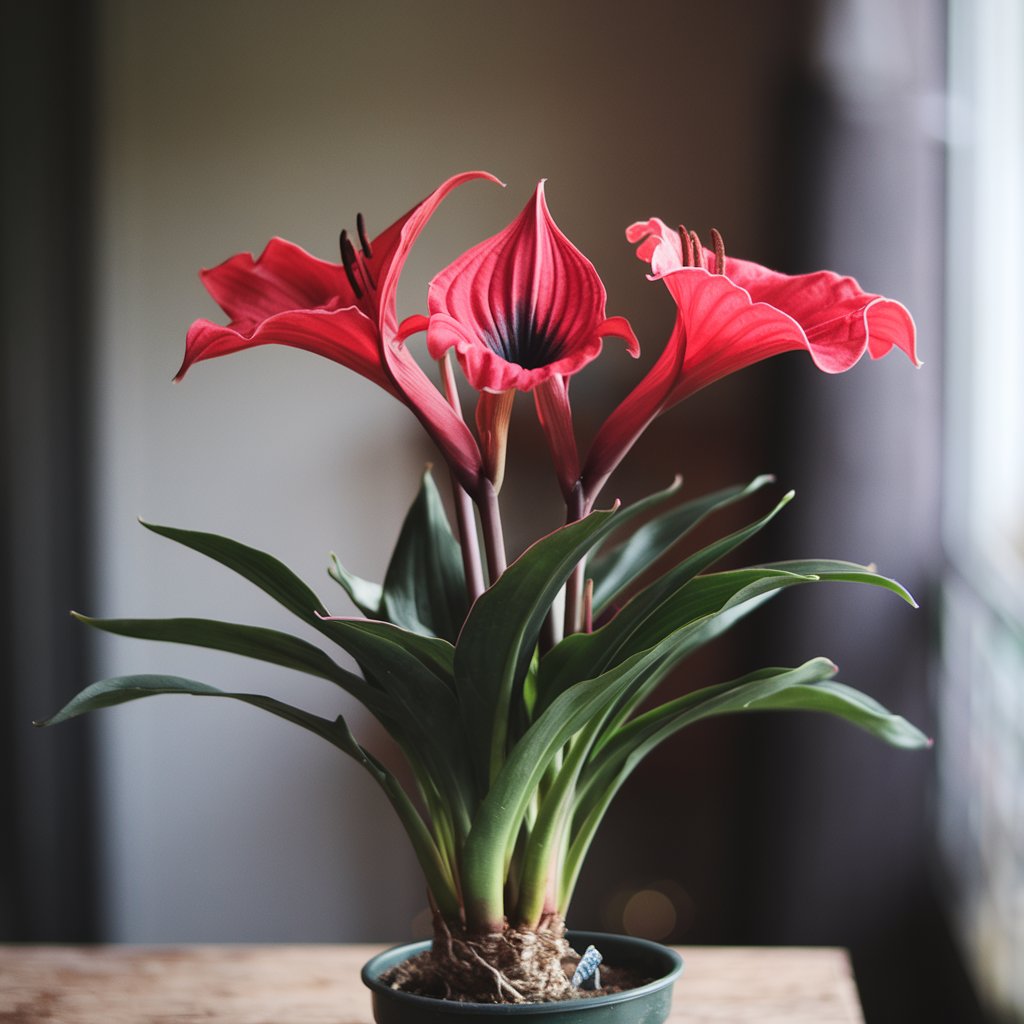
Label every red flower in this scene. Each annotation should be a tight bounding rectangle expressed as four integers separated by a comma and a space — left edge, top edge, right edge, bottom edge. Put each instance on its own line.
581, 218, 920, 505
426, 182, 638, 496
178, 172, 500, 496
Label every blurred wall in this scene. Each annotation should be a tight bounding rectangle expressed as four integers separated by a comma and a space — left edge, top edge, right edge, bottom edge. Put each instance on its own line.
89, 0, 819, 942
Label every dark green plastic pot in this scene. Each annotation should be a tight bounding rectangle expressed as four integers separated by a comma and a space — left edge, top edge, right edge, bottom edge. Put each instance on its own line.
362, 931, 684, 1024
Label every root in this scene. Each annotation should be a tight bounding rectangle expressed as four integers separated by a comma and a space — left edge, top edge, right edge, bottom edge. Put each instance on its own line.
464, 943, 528, 1002
380, 916, 578, 1004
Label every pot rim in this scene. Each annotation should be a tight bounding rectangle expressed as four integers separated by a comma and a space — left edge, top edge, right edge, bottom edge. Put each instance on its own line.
361, 929, 684, 1013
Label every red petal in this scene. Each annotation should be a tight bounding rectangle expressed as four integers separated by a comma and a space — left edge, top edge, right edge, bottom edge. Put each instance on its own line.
427, 182, 636, 392
723, 257, 920, 370
178, 307, 397, 393
534, 375, 581, 499
385, 331, 487, 496
200, 238, 353, 330
626, 218, 689, 278
582, 270, 813, 503
378, 171, 504, 339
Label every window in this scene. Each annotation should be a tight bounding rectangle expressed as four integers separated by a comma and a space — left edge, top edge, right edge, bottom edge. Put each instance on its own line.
940, 1, 1024, 1016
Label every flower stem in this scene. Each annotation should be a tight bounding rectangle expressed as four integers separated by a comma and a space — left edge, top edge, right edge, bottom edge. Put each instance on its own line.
562, 484, 586, 636
439, 353, 485, 602
453, 476, 485, 602
479, 480, 507, 584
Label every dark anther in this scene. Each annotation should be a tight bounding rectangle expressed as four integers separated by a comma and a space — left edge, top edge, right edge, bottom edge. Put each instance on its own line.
356, 213, 373, 259
710, 228, 726, 275
688, 230, 706, 270
679, 225, 694, 267
339, 230, 364, 299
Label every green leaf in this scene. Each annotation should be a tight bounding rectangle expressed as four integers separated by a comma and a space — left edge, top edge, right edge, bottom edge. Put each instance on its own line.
560, 659, 930, 907
760, 559, 918, 606
537, 496, 797, 708
380, 469, 468, 642
327, 554, 383, 617
589, 475, 774, 612
458, 643, 662, 930
603, 490, 794, 649
615, 568, 813, 661
141, 521, 330, 629
547, 559, 919, 745
36, 674, 462, 916
317, 617, 474, 820
38, 673, 360, 745
72, 613, 374, 698
454, 506, 622, 787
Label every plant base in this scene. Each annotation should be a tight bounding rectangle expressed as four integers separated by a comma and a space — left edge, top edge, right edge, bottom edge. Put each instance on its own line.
363, 930, 684, 1023
386, 921, 578, 1003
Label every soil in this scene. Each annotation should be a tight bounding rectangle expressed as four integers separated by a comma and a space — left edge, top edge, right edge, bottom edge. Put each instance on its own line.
379, 920, 651, 1005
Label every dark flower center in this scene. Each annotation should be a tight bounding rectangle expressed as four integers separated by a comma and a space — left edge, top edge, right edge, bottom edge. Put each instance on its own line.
485, 304, 565, 370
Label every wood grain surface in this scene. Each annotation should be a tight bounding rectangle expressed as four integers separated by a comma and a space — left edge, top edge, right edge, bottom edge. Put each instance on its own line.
0, 944, 864, 1023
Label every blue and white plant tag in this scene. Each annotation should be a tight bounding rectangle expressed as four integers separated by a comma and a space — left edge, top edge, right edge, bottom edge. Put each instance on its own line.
571, 945, 603, 990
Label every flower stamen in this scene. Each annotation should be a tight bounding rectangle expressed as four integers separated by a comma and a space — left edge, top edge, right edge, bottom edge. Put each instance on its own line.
679, 225, 694, 267
688, 230, 706, 270
356, 212, 373, 259
339, 230, 364, 299
340, 227, 378, 297
710, 228, 726, 275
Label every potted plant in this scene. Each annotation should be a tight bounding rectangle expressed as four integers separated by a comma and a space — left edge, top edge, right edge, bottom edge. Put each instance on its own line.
41, 171, 928, 1014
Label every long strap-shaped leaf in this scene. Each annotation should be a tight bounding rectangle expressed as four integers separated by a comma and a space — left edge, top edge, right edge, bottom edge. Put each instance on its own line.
589, 475, 774, 612
537, 494, 796, 704
72, 613, 379, 701
759, 560, 917, 604
457, 644, 660, 932
454, 506, 621, 789
537, 567, 812, 717
36, 674, 461, 916
596, 561, 914, 738
559, 659, 930, 910
141, 521, 333, 632
380, 469, 468, 642
317, 618, 474, 823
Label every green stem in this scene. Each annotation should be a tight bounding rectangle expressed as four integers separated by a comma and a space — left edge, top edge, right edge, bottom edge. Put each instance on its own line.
515, 719, 603, 927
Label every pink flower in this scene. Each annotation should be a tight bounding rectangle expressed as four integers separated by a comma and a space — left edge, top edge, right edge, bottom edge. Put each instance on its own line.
426, 182, 638, 496
581, 218, 920, 505
178, 172, 501, 496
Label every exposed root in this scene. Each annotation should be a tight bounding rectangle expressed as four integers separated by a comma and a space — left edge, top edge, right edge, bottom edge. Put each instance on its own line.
465, 943, 528, 1002
380, 916, 579, 1004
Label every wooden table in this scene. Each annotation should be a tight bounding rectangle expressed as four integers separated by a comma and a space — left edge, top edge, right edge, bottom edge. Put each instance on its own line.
0, 944, 864, 1023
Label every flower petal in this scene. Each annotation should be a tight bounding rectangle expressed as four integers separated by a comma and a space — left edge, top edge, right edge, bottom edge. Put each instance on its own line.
378, 170, 504, 340
723, 257, 920, 370
178, 307, 397, 393
534, 375, 581, 499
625, 217, 689, 278
627, 219, 920, 370
427, 182, 637, 392
582, 269, 816, 504
387, 323, 487, 495
198, 237, 353, 331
